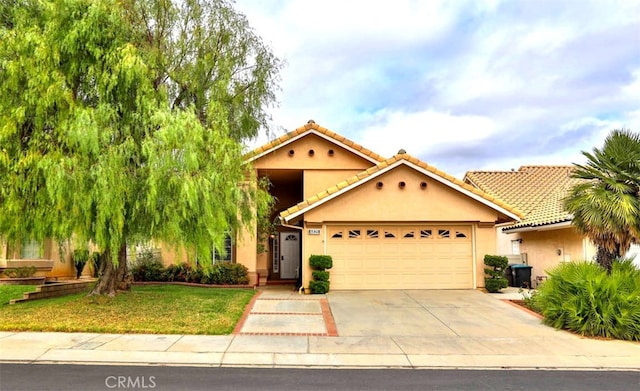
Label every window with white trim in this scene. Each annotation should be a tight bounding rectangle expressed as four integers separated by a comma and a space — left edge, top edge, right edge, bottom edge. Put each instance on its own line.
21, 239, 42, 259
214, 233, 234, 263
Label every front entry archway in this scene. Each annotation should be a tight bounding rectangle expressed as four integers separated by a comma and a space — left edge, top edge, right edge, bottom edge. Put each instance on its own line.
280, 232, 301, 279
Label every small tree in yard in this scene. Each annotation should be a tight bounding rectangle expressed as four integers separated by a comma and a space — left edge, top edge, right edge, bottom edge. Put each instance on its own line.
0, 0, 280, 295
309, 255, 333, 294
564, 129, 640, 272
484, 255, 508, 293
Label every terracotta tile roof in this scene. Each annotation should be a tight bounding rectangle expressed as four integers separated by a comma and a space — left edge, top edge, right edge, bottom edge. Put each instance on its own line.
464, 166, 582, 230
245, 120, 385, 163
280, 154, 523, 222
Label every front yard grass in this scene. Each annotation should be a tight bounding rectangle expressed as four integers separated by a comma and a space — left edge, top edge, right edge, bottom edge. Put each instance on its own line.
0, 285, 38, 305
0, 284, 255, 335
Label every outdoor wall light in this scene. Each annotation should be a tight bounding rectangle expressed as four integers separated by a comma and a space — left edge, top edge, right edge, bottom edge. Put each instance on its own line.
557, 248, 562, 256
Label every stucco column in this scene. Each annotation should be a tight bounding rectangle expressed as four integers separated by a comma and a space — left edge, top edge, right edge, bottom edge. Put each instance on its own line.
235, 179, 261, 286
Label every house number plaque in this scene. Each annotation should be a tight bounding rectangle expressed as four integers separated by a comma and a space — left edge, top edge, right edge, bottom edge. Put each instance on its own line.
308, 229, 321, 235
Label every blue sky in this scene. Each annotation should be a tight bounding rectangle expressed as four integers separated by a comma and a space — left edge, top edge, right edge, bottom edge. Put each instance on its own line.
235, 0, 640, 178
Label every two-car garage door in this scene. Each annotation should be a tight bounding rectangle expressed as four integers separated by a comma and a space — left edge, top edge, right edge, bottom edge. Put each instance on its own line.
326, 225, 473, 290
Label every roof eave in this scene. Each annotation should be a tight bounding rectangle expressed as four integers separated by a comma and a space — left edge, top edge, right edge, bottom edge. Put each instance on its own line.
281, 159, 522, 224
502, 220, 573, 233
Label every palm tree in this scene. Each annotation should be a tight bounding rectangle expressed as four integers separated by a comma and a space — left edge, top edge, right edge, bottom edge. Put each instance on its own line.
564, 129, 640, 272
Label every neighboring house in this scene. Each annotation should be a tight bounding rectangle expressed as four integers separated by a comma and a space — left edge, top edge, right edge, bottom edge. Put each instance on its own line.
232, 121, 522, 290
463, 166, 597, 284
0, 239, 85, 279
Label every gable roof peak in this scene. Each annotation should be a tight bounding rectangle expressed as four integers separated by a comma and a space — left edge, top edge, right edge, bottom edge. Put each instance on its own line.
280, 152, 523, 223
245, 121, 386, 163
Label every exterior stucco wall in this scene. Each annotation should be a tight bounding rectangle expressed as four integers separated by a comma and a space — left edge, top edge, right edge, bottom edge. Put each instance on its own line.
304, 166, 501, 223
516, 227, 594, 281
475, 224, 498, 288
252, 134, 376, 171
301, 222, 326, 291
236, 219, 259, 286
303, 170, 362, 199
294, 165, 507, 290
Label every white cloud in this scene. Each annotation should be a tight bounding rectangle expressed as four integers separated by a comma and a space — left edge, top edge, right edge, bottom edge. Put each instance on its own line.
235, 0, 640, 175
359, 109, 498, 158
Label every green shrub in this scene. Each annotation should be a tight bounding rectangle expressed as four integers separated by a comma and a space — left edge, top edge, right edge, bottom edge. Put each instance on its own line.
484, 254, 508, 293
164, 262, 191, 282
72, 249, 90, 279
485, 278, 507, 293
131, 254, 165, 282
535, 259, 640, 341
309, 280, 330, 294
208, 262, 249, 285
309, 255, 333, 270
484, 255, 508, 270
4, 266, 37, 278
312, 270, 330, 282
187, 267, 204, 283
309, 255, 333, 294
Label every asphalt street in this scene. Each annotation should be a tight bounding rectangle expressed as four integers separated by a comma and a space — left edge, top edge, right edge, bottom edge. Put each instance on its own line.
1, 364, 638, 391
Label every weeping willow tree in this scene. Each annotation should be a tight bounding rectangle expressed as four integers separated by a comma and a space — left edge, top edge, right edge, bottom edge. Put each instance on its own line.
0, 0, 281, 295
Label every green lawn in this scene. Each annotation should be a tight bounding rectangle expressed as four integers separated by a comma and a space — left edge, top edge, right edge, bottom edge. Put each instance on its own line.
0, 284, 38, 305
0, 284, 255, 335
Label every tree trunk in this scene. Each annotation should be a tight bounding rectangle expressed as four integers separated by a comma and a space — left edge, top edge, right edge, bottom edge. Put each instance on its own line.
89, 244, 132, 296
595, 246, 616, 273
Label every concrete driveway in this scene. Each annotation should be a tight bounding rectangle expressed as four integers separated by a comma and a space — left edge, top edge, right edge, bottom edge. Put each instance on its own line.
328, 289, 551, 338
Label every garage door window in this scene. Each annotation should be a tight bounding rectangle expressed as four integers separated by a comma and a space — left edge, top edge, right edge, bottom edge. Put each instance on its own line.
420, 229, 432, 238
438, 229, 450, 238
348, 230, 361, 238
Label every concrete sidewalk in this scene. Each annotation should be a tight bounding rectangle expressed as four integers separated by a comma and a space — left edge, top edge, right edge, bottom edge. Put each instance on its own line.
1, 287, 639, 370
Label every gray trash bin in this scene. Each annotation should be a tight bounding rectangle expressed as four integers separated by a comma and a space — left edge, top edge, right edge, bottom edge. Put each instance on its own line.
511, 264, 532, 288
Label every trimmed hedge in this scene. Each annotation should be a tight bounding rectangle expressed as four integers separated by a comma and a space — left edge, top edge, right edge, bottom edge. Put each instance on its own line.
309, 255, 333, 270
484, 254, 508, 293
312, 270, 330, 282
309, 280, 330, 294
309, 254, 333, 294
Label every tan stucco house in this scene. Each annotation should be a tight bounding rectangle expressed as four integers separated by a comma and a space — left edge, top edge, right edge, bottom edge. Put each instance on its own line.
4, 121, 526, 288
233, 121, 522, 290
463, 166, 598, 285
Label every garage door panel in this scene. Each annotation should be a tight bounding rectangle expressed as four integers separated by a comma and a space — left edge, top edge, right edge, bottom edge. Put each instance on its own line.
327, 224, 473, 290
